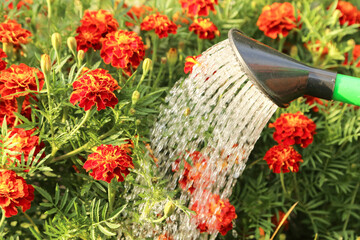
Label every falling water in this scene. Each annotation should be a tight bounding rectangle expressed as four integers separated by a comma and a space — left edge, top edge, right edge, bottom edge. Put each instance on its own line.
148, 39, 277, 239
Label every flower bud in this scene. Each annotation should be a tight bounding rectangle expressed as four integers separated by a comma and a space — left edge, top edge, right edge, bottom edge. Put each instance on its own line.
40, 54, 51, 75
184, 107, 191, 116
129, 108, 136, 115
135, 119, 141, 125
161, 57, 167, 65
166, 48, 178, 66
347, 39, 355, 47
77, 50, 85, 62
164, 201, 176, 218
51, 33, 62, 53
132, 90, 140, 105
142, 58, 152, 73
67, 37, 77, 56
290, 46, 298, 58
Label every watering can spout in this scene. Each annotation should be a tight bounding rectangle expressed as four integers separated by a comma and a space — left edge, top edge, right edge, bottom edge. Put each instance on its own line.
228, 29, 360, 108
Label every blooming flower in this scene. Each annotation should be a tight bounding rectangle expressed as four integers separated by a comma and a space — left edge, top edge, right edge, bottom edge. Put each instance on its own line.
256, 2, 300, 39
125, 5, 153, 27
83, 144, 134, 183
189, 18, 220, 40
263, 144, 303, 173
0, 170, 34, 217
304, 95, 325, 112
70, 68, 120, 111
184, 55, 201, 74
335, 1, 360, 26
75, 10, 119, 52
0, 97, 31, 127
0, 63, 44, 100
140, 13, 178, 38
0, 19, 32, 46
0, 48, 7, 71
344, 45, 360, 67
179, 0, 218, 17
5, 0, 33, 10
271, 211, 289, 230
190, 192, 237, 235
100, 30, 145, 76
269, 111, 316, 148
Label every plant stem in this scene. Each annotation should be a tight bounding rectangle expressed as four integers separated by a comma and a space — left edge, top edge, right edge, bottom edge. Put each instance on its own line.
152, 63, 164, 90
0, 208, 6, 232
108, 181, 114, 214
280, 172, 288, 195
197, 38, 203, 55
22, 210, 40, 234
44, 71, 56, 154
136, 70, 149, 91
149, 34, 158, 85
343, 182, 359, 231
69, 109, 92, 137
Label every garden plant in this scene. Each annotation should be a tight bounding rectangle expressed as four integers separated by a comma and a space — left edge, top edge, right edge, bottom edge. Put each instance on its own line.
0, 0, 360, 239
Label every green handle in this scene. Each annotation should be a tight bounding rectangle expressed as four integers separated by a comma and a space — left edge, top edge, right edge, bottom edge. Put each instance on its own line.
333, 74, 360, 106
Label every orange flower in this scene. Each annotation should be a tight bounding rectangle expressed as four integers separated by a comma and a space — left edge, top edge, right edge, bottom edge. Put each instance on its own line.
140, 13, 178, 38
83, 144, 134, 183
0, 48, 7, 71
157, 233, 173, 240
5, 0, 33, 10
0, 97, 31, 127
0, 19, 32, 46
269, 112, 316, 148
75, 10, 119, 52
0, 63, 44, 100
172, 11, 190, 25
271, 211, 289, 230
189, 18, 220, 39
184, 55, 201, 74
335, 1, 360, 26
256, 2, 300, 39
264, 144, 303, 173
0, 170, 34, 217
304, 95, 325, 112
70, 68, 120, 111
344, 45, 360, 67
125, 5, 153, 27
179, 0, 218, 17
100, 30, 145, 76
191, 192, 237, 235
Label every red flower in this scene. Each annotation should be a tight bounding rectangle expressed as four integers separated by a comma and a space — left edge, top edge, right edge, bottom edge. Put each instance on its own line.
140, 13, 178, 38
184, 55, 201, 74
125, 5, 153, 27
269, 112, 316, 148
5, 0, 33, 10
256, 2, 300, 39
304, 95, 325, 112
100, 30, 145, 76
179, 0, 218, 17
190, 192, 237, 235
271, 211, 289, 230
83, 144, 134, 183
75, 10, 119, 52
263, 144, 303, 173
0, 48, 7, 71
344, 45, 360, 67
0, 19, 32, 46
335, 1, 360, 26
0, 170, 34, 217
189, 18, 220, 40
70, 68, 120, 111
0, 63, 44, 100
0, 97, 31, 127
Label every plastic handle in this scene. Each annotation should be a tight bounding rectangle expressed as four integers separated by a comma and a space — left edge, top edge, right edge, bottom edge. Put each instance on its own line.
333, 74, 360, 106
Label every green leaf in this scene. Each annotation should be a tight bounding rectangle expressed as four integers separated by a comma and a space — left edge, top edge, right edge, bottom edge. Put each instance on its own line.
55, 184, 60, 205
104, 221, 121, 229
98, 224, 116, 236
108, 204, 127, 220
34, 186, 53, 203
45, 208, 58, 215
29, 227, 43, 240
59, 189, 69, 210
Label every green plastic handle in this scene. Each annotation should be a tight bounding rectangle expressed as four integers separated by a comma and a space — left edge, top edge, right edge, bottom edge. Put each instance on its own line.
333, 74, 360, 106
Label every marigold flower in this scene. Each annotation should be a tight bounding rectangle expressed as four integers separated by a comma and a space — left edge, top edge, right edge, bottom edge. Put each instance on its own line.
83, 144, 134, 183
0, 19, 32, 46
269, 111, 316, 148
5, 0, 33, 10
335, 1, 360, 26
256, 2, 300, 39
157, 234, 173, 240
189, 18, 220, 40
190, 192, 237, 235
75, 10, 119, 52
0, 48, 7, 71
140, 13, 178, 38
0, 97, 31, 127
179, 0, 218, 17
184, 55, 201, 74
0, 63, 44, 100
172, 11, 190, 25
125, 5, 153, 27
264, 144, 303, 173
271, 211, 289, 230
344, 45, 360, 67
304, 95, 325, 112
0, 170, 34, 217
70, 68, 120, 111
100, 30, 145, 76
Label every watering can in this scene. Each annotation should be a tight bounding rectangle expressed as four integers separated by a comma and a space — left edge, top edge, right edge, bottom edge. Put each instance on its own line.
228, 29, 360, 108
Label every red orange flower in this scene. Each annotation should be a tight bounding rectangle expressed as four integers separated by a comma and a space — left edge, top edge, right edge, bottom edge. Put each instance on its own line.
263, 144, 303, 173
0, 19, 32, 46
5, 0, 33, 10
157, 233, 173, 240
304, 95, 325, 112
256, 2, 299, 39
8, 128, 43, 162
0, 48, 7, 71
179, 0, 218, 17
0, 97, 31, 127
0, 63, 44, 100
189, 18, 220, 39
0, 170, 34, 217
140, 13, 178, 38
70, 68, 120, 111
83, 144, 134, 183
335, 1, 360, 26
344, 45, 360, 67
75, 10, 119, 52
184, 55, 201, 74
125, 5, 153, 27
191, 192, 237, 235
271, 211, 289, 230
269, 112, 316, 148
100, 30, 145, 76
